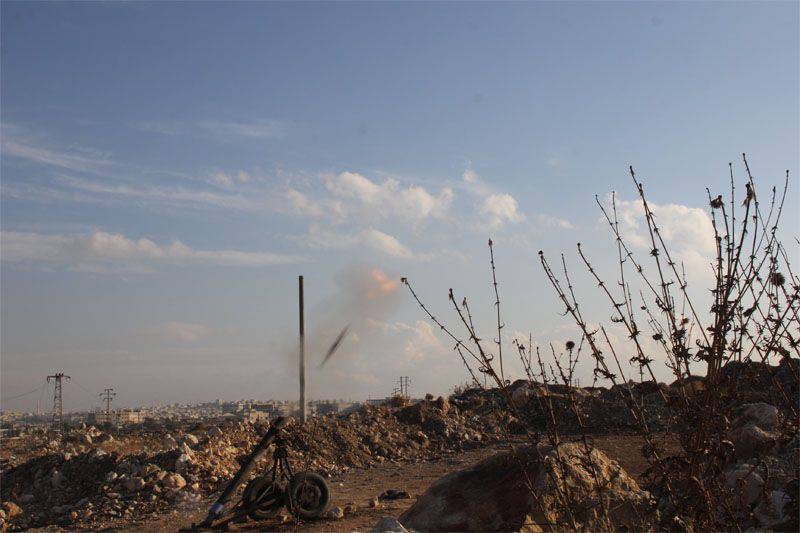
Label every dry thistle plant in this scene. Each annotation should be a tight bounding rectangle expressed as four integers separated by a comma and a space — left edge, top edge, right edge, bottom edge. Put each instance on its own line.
402, 154, 798, 531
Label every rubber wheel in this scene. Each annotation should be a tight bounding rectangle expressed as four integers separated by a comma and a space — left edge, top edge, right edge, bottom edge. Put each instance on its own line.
242, 476, 282, 520
289, 472, 330, 519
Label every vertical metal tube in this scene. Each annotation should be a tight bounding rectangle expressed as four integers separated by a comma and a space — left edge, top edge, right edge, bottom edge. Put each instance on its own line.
299, 275, 307, 422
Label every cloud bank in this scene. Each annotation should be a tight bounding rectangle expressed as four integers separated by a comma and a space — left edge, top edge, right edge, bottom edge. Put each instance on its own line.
1, 231, 305, 272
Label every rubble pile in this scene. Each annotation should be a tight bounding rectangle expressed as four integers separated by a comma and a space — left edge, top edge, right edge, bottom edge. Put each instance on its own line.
0, 444, 210, 530
716, 357, 799, 409
278, 397, 502, 475
2, 360, 795, 531
452, 379, 672, 434
396, 397, 798, 531
646, 401, 799, 531
399, 441, 655, 531
0, 396, 501, 530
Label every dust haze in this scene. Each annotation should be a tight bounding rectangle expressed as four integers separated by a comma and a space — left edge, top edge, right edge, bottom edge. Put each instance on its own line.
278, 265, 403, 398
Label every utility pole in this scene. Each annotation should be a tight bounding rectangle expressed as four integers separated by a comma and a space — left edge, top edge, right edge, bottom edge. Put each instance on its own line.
100, 388, 116, 422
46, 372, 71, 432
298, 275, 307, 423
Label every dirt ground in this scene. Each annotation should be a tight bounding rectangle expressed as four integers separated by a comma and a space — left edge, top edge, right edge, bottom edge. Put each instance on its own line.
126, 433, 677, 532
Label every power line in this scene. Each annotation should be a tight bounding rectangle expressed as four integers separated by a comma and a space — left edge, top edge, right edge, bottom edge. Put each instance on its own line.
1, 384, 45, 402
70, 378, 96, 398
69, 377, 100, 409
38, 380, 49, 415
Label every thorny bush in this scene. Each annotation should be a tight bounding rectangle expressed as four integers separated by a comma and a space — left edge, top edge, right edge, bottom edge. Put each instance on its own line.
403, 155, 798, 531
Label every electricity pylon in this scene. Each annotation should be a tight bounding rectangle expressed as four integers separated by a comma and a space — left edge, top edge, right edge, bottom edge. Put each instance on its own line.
46, 372, 71, 432
100, 388, 116, 420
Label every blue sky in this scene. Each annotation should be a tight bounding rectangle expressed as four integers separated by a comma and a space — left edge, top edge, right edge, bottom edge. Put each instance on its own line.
2, 2, 798, 412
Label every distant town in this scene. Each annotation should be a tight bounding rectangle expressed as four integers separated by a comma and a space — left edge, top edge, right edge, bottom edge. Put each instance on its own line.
0, 396, 414, 436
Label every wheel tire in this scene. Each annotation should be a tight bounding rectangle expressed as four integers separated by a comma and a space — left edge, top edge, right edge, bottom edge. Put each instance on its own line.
288, 472, 330, 520
242, 476, 282, 520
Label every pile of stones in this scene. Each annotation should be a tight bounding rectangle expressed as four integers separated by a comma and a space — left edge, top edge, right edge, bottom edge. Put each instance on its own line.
0, 396, 500, 530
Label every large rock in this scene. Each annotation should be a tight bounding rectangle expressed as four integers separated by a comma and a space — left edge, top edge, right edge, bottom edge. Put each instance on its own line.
373, 516, 409, 532
124, 476, 146, 493
162, 472, 186, 490
175, 453, 193, 472
723, 464, 764, 506
754, 489, 793, 528
400, 442, 653, 531
726, 403, 780, 460
733, 403, 780, 430
728, 425, 778, 460
50, 469, 65, 489
325, 506, 344, 520
1, 502, 23, 520
396, 399, 453, 438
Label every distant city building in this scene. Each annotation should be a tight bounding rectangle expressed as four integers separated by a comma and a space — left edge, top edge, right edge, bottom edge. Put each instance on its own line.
241, 409, 269, 423
90, 409, 145, 426
312, 400, 357, 416
366, 397, 392, 406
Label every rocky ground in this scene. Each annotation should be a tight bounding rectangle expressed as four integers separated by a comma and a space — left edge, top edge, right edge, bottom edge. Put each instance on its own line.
0, 383, 647, 531
1, 395, 505, 531
2, 360, 797, 531
135, 433, 673, 532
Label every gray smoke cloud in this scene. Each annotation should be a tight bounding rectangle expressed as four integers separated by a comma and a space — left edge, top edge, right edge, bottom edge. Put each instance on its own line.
307, 264, 402, 366
276, 265, 403, 401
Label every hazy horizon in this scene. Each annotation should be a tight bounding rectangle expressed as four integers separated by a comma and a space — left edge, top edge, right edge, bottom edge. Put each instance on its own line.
2, 1, 798, 413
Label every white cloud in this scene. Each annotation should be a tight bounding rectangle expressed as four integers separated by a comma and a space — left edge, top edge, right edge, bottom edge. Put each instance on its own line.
361, 229, 415, 259
211, 171, 234, 187
301, 226, 426, 260
57, 176, 260, 212
614, 197, 715, 252
1, 131, 265, 210
133, 119, 288, 140
286, 188, 324, 217
461, 166, 570, 232
460, 167, 527, 230
1, 230, 305, 271
133, 121, 187, 136
210, 170, 252, 187
403, 320, 446, 360
480, 193, 525, 229
331, 171, 383, 202
324, 171, 453, 222
196, 119, 287, 140
462, 168, 480, 183
2, 138, 113, 174
303, 224, 360, 249
146, 322, 210, 342
366, 319, 447, 361
4, 130, 449, 228
536, 213, 574, 229
613, 197, 715, 282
